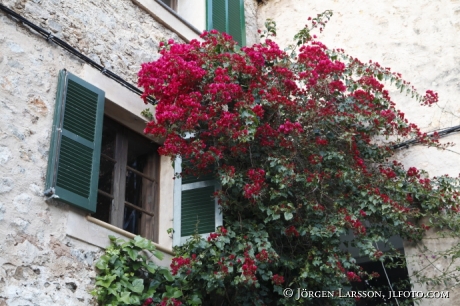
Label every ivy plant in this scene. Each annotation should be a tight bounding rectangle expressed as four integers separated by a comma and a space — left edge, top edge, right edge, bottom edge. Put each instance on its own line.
92, 236, 174, 305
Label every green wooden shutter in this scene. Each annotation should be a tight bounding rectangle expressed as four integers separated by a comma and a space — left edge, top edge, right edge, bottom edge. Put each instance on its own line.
208, 0, 227, 34
173, 157, 222, 246
45, 70, 105, 212
207, 0, 246, 47
181, 184, 217, 236
228, 0, 246, 47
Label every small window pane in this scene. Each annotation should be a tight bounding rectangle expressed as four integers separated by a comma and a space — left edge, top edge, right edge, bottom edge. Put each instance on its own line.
160, 0, 176, 10
123, 155, 148, 234
93, 194, 112, 223
98, 118, 116, 194
93, 120, 116, 223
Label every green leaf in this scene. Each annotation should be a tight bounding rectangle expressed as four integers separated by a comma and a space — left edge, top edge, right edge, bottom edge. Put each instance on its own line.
190, 294, 202, 305
130, 278, 144, 293
107, 286, 119, 297
154, 250, 164, 260
146, 262, 157, 274
129, 295, 141, 305
133, 236, 151, 249
284, 212, 293, 221
164, 285, 183, 299
161, 269, 174, 282
95, 274, 117, 288
118, 291, 131, 304
127, 248, 138, 261
95, 255, 109, 270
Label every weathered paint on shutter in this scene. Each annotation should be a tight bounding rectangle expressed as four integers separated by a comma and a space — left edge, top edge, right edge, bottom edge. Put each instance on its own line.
45, 70, 105, 212
228, 0, 246, 46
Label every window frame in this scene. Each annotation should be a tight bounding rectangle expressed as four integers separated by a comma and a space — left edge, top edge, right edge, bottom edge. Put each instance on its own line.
95, 116, 161, 242
159, 0, 178, 11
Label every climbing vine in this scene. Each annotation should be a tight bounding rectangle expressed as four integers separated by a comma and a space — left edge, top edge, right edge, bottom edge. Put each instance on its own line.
94, 11, 460, 305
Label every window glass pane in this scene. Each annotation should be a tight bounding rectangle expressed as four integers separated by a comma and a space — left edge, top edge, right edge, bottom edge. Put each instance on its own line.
160, 0, 173, 8
93, 194, 112, 223
93, 119, 116, 223
123, 127, 157, 235
92, 115, 158, 236
98, 122, 116, 194
100, 120, 116, 158
123, 155, 148, 234
161, 0, 177, 11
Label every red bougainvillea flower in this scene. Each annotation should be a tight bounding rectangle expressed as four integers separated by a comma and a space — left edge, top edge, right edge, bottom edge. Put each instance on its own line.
272, 274, 285, 285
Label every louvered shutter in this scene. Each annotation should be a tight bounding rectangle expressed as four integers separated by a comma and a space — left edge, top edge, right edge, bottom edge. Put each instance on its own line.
173, 156, 222, 246
206, 0, 246, 47
227, 0, 246, 47
45, 70, 105, 212
208, 0, 227, 34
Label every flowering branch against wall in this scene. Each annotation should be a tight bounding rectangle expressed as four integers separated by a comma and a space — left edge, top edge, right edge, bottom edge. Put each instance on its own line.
94, 11, 460, 306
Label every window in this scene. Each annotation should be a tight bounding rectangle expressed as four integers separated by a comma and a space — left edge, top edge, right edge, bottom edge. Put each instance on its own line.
94, 116, 160, 241
47, 70, 222, 246
46, 70, 160, 242
206, 0, 246, 46
159, 0, 177, 11
173, 156, 222, 246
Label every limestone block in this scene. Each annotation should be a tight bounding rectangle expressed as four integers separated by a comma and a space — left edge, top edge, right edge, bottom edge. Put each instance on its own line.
0, 147, 11, 165
13, 193, 32, 213
0, 178, 14, 194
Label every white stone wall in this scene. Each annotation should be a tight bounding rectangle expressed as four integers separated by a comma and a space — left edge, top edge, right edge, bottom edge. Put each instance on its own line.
257, 0, 460, 134
177, 0, 206, 31
245, 0, 260, 46
258, 0, 460, 304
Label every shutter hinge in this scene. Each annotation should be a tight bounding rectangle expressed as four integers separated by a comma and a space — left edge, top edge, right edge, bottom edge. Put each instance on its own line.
43, 187, 59, 199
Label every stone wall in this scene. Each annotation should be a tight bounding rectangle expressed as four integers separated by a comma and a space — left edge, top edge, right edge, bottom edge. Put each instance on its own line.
258, 0, 460, 304
244, 0, 260, 46
1, 0, 183, 84
0, 1, 181, 305
0, 10, 97, 304
257, 0, 460, 134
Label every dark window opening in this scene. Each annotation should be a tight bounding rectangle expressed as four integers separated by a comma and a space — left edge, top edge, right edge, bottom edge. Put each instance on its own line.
355, 256, 413, 306
93, 116, 160, 241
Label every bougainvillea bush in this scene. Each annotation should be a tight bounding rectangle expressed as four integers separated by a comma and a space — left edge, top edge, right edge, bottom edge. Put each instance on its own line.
95, 11, 460, 306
